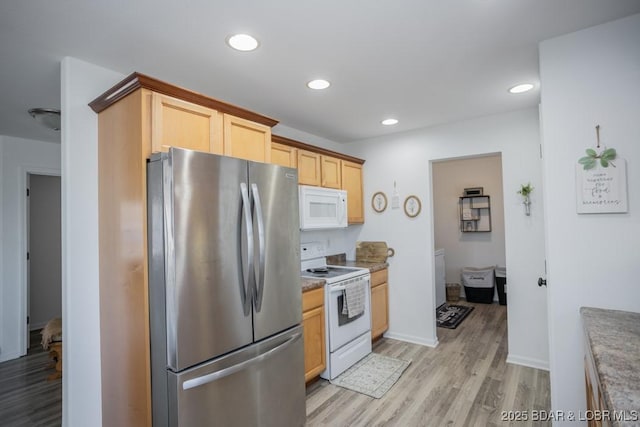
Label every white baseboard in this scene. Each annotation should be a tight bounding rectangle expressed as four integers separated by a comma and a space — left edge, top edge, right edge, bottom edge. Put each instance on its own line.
0, 350, 23, 363
507, 354, 549, 371
383, 331, 439, 348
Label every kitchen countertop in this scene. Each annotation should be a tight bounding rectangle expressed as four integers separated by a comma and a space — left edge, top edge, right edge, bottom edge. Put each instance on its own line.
581, 307, 640, 424
326, 253, 389, 273
301, 253, 390, 293
301, 277, 325, 292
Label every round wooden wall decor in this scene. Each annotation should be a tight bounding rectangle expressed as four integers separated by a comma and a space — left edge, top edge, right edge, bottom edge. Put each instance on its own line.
371, 191, 388, 213
404, 195, 422, 218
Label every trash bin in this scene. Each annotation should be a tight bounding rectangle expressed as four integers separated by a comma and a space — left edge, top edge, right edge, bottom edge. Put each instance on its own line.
461, 266, 495, 304
446, 283, 461, 303
495, 265, 507, 305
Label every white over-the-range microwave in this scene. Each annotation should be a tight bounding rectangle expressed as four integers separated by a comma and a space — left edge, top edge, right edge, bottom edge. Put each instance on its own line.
298, 185, 348, 230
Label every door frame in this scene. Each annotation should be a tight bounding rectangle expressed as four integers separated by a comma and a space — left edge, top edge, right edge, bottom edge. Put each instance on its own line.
19, 167, 61, 355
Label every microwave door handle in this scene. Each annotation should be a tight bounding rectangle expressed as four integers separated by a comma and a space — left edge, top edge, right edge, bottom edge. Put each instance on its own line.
340, 196, 347, 224
250, 183, 266, 312
240, 183, 254, 315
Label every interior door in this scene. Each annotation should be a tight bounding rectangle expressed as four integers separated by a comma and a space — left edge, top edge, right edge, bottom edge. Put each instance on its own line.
26, 173, 31, 350
167, 148, 253, 371
248, 162, 302, 341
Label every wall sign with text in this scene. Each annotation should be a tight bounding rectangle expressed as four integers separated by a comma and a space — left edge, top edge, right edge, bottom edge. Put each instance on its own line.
575, 159, 628, 214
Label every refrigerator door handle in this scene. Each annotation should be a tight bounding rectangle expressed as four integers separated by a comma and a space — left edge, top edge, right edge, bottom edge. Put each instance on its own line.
250, 183, 266, 312
181, 332, 302, 390
240, 183, 254, 314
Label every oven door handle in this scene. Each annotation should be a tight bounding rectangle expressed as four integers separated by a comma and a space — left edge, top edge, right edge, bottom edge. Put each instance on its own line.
329, 285, 347, 292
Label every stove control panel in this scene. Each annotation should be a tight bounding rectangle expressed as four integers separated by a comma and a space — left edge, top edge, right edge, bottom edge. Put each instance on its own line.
300, 242, 326, 261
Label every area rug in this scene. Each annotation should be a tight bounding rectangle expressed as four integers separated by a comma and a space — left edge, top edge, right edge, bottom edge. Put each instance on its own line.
436, 303, 474, 329
330, 353, 411, 399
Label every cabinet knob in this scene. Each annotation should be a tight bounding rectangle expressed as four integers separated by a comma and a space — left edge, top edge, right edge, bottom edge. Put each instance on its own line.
538, 277, 547, 287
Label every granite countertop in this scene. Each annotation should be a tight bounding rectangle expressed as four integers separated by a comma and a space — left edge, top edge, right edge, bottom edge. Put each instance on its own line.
581, 307, 640, 424
301, 277, 325, 292
326, 253, 389, 273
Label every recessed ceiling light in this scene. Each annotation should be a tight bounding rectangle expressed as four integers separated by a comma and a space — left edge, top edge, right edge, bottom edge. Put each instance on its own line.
307, 79, 330, 90
226, 34, 259, 51
381, 118, 398, 126
509, 83, 534, 94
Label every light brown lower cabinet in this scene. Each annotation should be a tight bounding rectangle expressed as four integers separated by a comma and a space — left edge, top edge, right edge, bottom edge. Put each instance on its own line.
302, 287, 326, 382
370, 268, 389, 340
584, 354, 610, 427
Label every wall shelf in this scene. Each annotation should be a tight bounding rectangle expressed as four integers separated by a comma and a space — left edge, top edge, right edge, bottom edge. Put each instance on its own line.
459, 195, 491, 232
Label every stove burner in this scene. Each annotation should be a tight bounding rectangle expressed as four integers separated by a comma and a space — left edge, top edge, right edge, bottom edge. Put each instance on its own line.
306, 267, 329, 274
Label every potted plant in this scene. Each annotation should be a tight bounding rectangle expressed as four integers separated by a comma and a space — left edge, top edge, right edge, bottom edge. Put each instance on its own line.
517, 183, 534, 216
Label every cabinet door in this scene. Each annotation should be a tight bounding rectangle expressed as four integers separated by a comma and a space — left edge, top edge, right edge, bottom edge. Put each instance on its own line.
321, 156, 342, 189
341, 160, 364, 223
223, 114, 272, 163
302, 287, 326, 382
271, 142, 298, 168
151, 92, 223, 154
371, 282, 389, 340
297, 149, 321, 186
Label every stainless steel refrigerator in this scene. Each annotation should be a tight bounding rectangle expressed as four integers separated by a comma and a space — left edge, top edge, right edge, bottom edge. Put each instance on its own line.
147, 147, 305, 427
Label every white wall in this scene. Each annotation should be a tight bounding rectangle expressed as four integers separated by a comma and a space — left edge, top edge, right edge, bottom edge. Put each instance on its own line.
344, 108, 549, 367
539, 13, 640, 423
60, 57, 124, 427
432, 155, 506, 300
0, 135, 60, 361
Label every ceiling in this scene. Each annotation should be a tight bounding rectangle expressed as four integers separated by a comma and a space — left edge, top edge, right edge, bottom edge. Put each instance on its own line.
2, 1, 639, 144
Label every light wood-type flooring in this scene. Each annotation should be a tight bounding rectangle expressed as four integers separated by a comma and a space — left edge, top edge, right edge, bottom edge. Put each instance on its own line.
0, 330, 62, 426
306, 302, 551, 426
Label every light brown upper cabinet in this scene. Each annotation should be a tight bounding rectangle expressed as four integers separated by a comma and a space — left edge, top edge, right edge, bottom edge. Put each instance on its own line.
270, 142, 298, 168
89, 72, 278, 427
272, 134, 365, 224
151, 92, 223, 154
223, 114, 272, 163
341, 161, 364, 224
320, 156, 342, 189
297, 149, 321, 186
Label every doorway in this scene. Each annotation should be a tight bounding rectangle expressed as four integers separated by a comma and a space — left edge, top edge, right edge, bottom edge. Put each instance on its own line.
26, 173, 62, 351
431, 154, 506, 334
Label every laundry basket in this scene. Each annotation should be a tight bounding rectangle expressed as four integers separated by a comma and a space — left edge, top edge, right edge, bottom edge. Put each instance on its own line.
461, 266, 495, 304
495, 266, 507, 305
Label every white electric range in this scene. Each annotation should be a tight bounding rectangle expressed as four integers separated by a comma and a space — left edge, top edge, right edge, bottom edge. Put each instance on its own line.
301, 242, 372, 380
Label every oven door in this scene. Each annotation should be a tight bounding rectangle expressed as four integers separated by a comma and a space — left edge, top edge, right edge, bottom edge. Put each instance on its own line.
326, 276, 371, 352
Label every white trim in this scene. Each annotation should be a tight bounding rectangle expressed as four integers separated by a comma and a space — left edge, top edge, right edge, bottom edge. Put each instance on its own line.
506, 353, 550, 371
383, 331, 439, 348
19, 166, 61, 355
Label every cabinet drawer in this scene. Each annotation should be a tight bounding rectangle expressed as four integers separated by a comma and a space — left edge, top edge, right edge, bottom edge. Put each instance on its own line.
370, 269, 388, 287
302, 286, 324, 312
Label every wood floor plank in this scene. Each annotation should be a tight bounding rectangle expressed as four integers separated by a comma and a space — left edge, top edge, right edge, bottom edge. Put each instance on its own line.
0, 331, 62, 427
306, 302, 551, 427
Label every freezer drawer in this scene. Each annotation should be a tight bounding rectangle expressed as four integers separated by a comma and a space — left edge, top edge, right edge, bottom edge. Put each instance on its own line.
166, 325, 305, 427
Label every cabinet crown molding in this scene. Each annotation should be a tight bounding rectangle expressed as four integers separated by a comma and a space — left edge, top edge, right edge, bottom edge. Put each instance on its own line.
272, 134, 365, 165
89, 72, 279, 128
